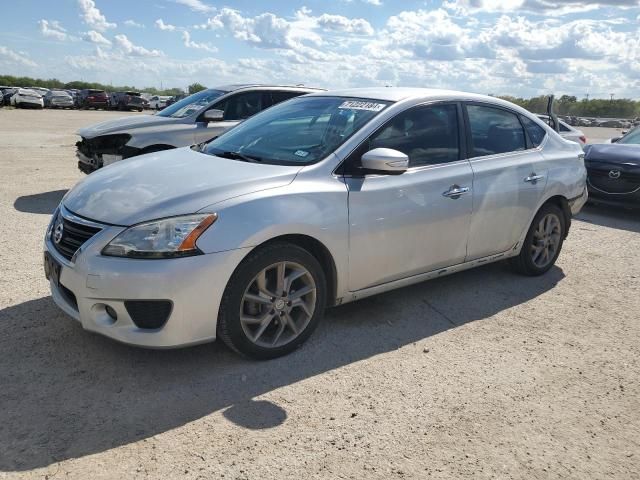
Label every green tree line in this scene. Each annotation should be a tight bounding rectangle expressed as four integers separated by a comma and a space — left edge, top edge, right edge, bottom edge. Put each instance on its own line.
0, 74, 187, 96
498, 95, 640, 119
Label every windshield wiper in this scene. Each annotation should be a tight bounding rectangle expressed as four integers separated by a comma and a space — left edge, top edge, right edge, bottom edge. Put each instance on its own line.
213, 150, 263, 163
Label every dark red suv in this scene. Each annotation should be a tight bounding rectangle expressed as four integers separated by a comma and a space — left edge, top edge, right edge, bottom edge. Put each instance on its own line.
78, 89, 109, 109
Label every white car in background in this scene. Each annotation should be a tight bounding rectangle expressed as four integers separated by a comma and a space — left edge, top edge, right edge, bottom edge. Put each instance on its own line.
537, 115, 586, 146
10, 89, 44, 109
149, 95, 171, 110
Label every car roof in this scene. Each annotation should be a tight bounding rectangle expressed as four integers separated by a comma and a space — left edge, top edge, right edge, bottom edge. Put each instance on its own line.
214, 84, 326, 93
304, 87, 522, 104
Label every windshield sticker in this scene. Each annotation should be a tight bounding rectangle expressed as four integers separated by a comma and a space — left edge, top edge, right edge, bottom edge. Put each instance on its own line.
294, 150, 310, 158
338, 101, 386, 112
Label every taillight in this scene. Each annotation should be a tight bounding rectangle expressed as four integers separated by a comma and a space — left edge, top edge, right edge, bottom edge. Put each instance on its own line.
579, 135, 587, 144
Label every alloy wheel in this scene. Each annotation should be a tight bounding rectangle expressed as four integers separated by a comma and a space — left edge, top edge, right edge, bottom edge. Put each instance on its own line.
530, 213, 561, 268
240, 261, 317, 348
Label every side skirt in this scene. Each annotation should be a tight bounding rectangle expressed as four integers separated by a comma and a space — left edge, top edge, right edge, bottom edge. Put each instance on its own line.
340, 248, 518, 305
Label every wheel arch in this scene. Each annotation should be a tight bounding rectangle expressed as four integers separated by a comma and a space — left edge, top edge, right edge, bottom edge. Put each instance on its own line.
541, 194, 572, 238
252, 234, 339, 307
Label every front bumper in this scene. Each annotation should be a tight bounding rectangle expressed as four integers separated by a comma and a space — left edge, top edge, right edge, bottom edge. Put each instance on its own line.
44, 216, 250, 348
17, 98, 43, 107
587, 186, 640, 209
51, 100, 74, 107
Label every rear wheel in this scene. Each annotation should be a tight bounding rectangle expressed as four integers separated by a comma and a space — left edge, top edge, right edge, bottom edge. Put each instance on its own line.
510, 203, 566, 276
217, 243, 326, 359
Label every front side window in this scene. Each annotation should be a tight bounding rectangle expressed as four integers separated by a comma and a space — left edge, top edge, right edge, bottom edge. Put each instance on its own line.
214, 91, 269, 121
520, 115, 547, 148
271, 91, 304, 105
365, 104, 460, 167
204, 96, 391, 165
467, 105, 526, 157
157, 89, 226, 119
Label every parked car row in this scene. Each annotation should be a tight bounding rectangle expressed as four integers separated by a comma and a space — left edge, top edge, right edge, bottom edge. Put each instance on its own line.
0, 86, 186, 111
562, 115, 639, 129
42, 85, 591, 360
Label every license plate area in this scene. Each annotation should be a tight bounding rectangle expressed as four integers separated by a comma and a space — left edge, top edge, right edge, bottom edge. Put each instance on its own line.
44, 251, 61, 287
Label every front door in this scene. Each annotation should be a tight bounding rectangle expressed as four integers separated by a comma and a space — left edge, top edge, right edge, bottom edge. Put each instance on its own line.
344, 103, 474, 291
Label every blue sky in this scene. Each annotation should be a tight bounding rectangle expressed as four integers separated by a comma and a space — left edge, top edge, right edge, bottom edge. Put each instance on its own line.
1, 0, 639, 98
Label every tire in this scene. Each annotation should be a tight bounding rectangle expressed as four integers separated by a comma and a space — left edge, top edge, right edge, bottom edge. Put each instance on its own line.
217, 242, 327, 360
509, 203, 566, 276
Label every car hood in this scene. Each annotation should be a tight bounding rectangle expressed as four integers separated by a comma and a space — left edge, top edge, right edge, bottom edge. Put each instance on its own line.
77, 114, 180, 138
585, 143, 640, 166
62, 148, 302, 226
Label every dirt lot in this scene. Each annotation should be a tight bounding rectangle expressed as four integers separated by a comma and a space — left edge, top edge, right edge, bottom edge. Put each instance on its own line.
0, 109, 638, 480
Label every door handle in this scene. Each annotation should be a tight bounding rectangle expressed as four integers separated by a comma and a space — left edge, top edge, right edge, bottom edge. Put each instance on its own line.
442, 185, 470, 199
524, 173, 545, 184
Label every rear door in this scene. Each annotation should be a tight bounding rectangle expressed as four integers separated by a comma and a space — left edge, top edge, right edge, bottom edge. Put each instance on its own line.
464, 103, 548, 260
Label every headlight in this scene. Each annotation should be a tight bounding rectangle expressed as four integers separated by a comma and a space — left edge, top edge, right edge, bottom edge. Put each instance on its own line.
102, 214, 217, 259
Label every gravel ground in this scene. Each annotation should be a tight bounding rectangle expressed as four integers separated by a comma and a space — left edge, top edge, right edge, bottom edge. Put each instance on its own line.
0, 109, 638, 480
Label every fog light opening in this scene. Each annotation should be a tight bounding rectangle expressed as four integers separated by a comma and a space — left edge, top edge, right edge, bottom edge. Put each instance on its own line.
105, 305, 118, 321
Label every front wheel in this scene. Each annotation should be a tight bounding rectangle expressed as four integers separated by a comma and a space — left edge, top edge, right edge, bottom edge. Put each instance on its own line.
217, 243, 327, 359
510, 203, 566, 276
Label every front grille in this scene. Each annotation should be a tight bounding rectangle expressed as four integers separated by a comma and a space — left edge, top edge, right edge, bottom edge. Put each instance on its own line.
125, 301, 173, 329
52, 214, 102, 261
588, 168, 640, 194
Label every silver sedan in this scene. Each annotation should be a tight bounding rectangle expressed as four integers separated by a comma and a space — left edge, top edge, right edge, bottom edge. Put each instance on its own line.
44, 88, 587, 359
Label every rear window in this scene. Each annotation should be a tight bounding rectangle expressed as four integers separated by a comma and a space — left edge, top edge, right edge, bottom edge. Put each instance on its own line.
89, 90, 105, 94
520, 115, 547, 148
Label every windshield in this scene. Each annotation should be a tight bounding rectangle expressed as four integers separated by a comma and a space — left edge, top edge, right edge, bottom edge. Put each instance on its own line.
157, 89, 226, 118
618, 128, 640, 145
203, 96, 391, 165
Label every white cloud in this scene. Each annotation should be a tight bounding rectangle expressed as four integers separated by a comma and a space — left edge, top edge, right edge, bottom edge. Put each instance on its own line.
0, 46, 37, 68
182, 31, 218, 52
174, 0, 215, 13
82, 30, 111, 45
38, 19, 70, 41
444, 0, 640, 15
77, 0, 116, 31
114, 34, 164, 57
155, 19, 177, 31
315, 14, 374, 35
124, 19, 145, 28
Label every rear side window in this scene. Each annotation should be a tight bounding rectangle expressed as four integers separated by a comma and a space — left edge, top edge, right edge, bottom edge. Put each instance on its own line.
559, 123, 570, 132
467, 105, 525, 157
520, 116, 547, 148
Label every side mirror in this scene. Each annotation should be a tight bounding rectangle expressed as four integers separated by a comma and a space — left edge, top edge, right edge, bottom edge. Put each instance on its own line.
202, 109, 224, 122
361, 148, 408, 174
611, 137, 621, 143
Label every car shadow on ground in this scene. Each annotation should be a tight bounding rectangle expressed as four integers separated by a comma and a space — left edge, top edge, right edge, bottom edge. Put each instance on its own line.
575, 203, 640, 234
13, 190, 68, 215
0, 262, 564, 472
